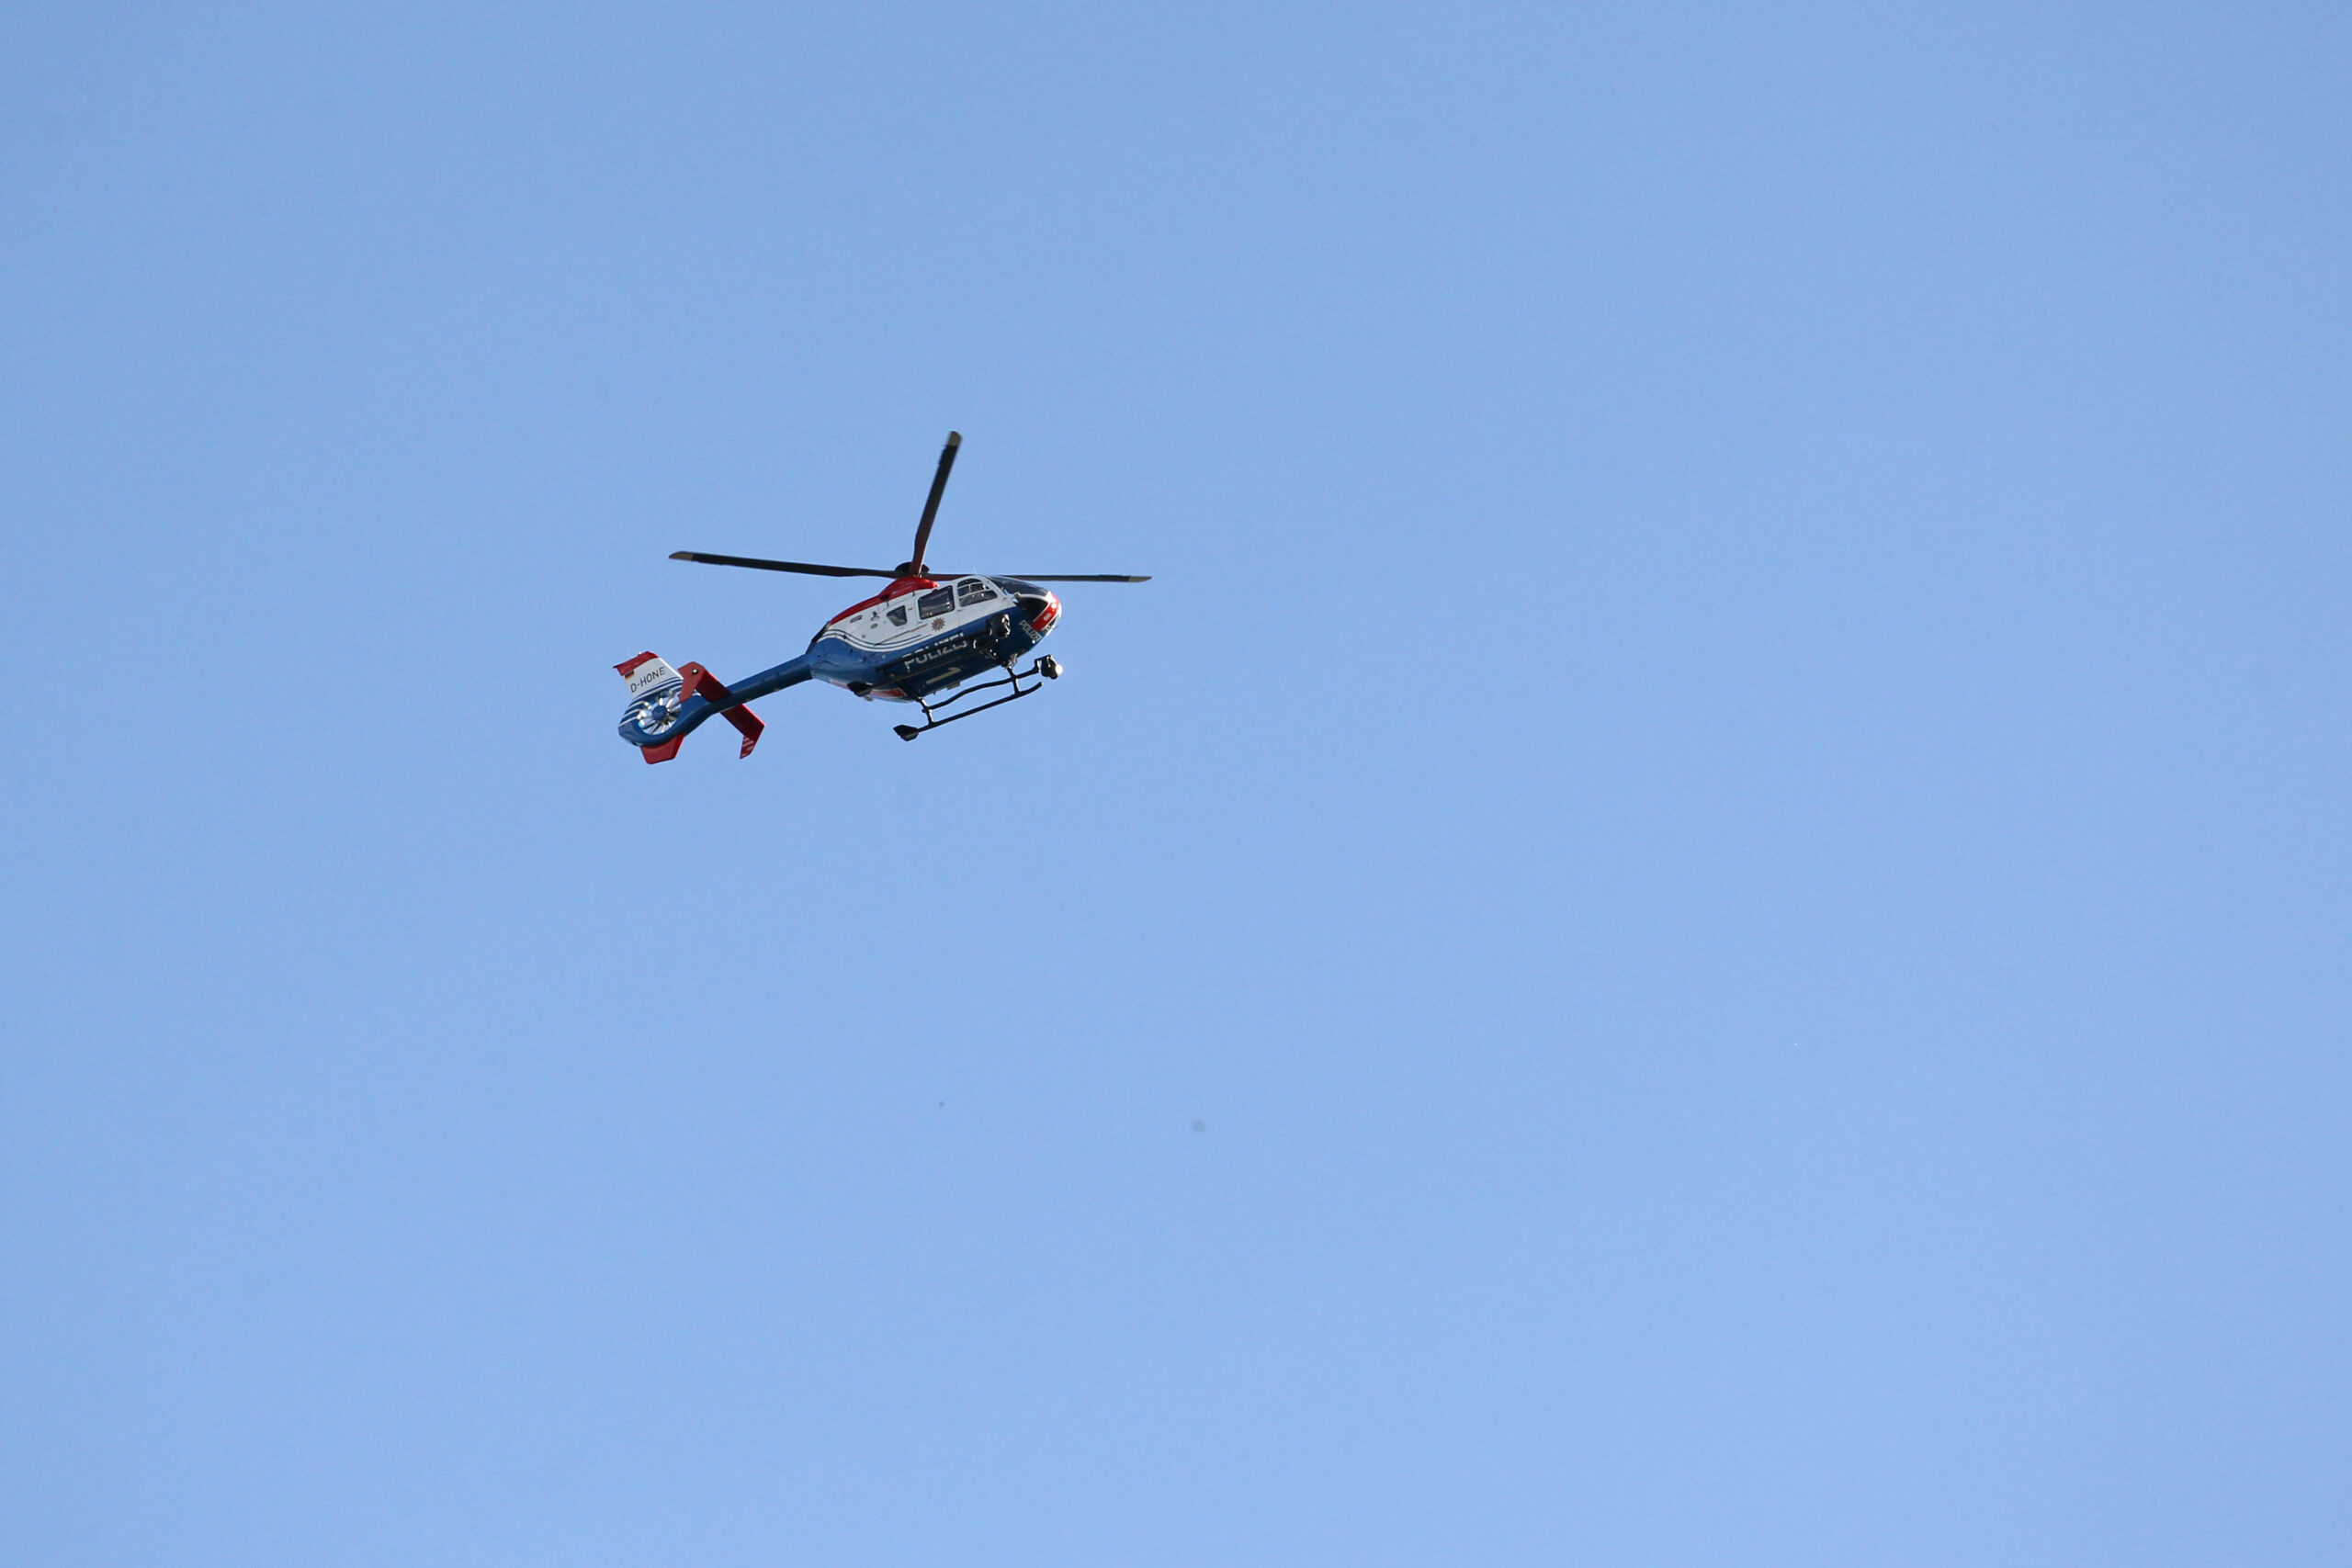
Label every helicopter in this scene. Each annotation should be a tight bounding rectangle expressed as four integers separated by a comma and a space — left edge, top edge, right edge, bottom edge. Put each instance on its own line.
616, 432, 1149, 761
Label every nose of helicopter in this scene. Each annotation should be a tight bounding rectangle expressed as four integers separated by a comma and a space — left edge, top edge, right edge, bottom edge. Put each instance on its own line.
994, 579, 1060, 635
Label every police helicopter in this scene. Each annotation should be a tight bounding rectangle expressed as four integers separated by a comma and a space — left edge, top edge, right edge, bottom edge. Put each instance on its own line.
615, 432, 1149, 761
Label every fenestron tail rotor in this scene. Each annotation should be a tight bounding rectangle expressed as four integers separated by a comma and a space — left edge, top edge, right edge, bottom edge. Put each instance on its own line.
667, 432, 1151, 584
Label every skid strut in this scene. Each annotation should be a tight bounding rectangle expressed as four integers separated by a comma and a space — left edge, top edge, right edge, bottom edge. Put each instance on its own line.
894, 656, 1060, 740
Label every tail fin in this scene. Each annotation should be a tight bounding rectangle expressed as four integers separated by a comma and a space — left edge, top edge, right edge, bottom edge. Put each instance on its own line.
615, 652, 765, 763
616, 652, 688, 762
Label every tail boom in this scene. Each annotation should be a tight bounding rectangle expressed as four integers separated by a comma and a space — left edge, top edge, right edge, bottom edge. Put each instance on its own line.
615, 651, 814, 763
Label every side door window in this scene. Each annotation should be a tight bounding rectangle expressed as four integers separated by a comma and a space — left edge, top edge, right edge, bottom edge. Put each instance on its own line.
916, 586, 956, 622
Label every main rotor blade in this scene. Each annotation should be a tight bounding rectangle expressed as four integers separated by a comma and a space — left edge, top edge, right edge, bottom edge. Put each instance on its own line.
907, 431, 961, 572
670, 552, 899, 578
1000, 574, 1154, 582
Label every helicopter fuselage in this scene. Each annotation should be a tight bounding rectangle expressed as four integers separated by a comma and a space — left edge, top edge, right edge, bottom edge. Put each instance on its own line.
808, 574, 1060, 702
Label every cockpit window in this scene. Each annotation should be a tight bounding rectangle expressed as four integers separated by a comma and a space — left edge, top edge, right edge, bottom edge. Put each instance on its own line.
956, 578, 998, 606
917, 587, 956, 618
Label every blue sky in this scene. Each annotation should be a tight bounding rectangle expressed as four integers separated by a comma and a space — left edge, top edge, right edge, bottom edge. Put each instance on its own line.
5, 4, 2348, 1562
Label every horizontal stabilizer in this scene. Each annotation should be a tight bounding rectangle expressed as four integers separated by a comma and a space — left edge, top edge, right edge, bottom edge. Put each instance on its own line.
677, 663, 764, 759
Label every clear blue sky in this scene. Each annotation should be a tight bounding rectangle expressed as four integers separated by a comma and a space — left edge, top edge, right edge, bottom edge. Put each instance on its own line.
5, 4, 2347, 1562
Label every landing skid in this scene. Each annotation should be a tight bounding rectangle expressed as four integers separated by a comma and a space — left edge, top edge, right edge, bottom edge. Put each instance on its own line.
894, 656, 1061, 740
